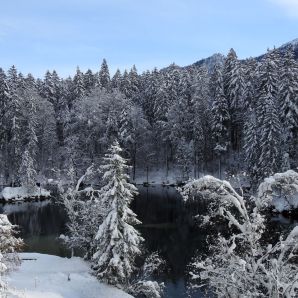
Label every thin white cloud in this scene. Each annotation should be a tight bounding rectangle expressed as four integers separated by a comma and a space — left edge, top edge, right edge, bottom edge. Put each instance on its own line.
269, 0, 298, 17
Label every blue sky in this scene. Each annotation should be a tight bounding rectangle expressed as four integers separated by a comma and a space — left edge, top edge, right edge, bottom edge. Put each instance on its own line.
0, 0, 298, 77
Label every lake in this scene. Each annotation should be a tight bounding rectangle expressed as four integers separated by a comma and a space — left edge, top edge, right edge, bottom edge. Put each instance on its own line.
0, 186, 294, 298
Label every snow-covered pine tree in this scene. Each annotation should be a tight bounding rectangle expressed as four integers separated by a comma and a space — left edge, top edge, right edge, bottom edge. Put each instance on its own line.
211, 64, 230, 163
280, 45, 298, 164
92, 141, 143, 287
257, 49, 283, 180
0, 214, 23, 290
111, 69, 122, 89
176, 138, 194, 180
191, 66, 211, 176
154, 66, 180, 122
19, 91, 38, 190
280, 45, 298, 130
125, 65, 140, 101
142, 68, 161, 124
118, 106, 151, 181
243, 58, 258, 110
7, 65, 23, 185
211, 64, 230, 147
84, 69, 96, 94
243, 110, 260, 187
119, 109, 133, 152
41, 70, 66, 148
211, 63, 230, 178
223, 48, 245, 151
0, 68, 11, 182
73, 66, 85, 100
98, 59, 110, 89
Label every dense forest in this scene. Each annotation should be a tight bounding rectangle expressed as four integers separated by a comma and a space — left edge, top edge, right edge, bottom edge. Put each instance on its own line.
0, 44, 297, 188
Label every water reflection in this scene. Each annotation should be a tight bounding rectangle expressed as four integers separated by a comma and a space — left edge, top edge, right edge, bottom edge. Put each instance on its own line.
133, 186, 206, 297
0, 187, 206, 297
5, 187, 289, 297
0, 200, 70, 257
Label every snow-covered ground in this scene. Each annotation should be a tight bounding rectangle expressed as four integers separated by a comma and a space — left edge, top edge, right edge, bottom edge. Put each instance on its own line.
5, 253, 132, 298
1, 187, 50, 201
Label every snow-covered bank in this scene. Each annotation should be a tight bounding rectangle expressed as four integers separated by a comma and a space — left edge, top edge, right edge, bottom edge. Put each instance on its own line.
1, 187, 50, 202
5, 253, 132, 298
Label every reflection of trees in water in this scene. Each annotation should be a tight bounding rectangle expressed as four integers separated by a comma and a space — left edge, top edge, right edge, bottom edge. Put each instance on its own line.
1, 201, 67, 237
132, 186, 206, 282
2, 188, 291, 298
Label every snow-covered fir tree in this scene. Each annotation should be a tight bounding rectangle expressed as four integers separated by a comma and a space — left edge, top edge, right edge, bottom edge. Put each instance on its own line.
211, 63, 230, 149
98, 58, 110, 89
19, 90, 38, 190
280, 45, 298, 165
73, 66, 85, 100
210, 63, 230, 178
0, 214, 23, 291
92, 141, 144, 287
84, 69, 96, 94
257, 49, 283, 180
223, 48, 245, 150
111, 69, 122, 89
243, 110, 260, 187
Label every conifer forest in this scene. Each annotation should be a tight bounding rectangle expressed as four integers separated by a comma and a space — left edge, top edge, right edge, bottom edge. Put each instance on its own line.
1, 1, 298, 297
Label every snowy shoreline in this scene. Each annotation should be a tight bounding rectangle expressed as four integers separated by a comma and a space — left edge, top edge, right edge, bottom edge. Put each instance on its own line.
0, 186, 51, 203
5, 253, 132, 298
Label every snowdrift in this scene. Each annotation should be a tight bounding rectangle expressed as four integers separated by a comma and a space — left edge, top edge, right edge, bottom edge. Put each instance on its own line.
1, 186, 50, 201
6, 253, 132, 298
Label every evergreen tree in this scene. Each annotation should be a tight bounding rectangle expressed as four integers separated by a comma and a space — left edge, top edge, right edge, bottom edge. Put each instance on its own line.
98, 59, 110, 89
111, 69, 122, 89
211, 63, 230, 178
211, 64, 230, 149
280, 45, 298, 164
243, 110, 260, 186
191, 66, 211, 176
19, 91, 38, 189
223, 48, 245, 150
257, 49, 282, 179
92, 141, 143, 287
7, 65, 22, 185
142, 68, 161, 123
84, 69, 96, 94
73, 66, 85, 100
126, 65, 140, 100
0, 68, 10, 182
243, 58, 258, 110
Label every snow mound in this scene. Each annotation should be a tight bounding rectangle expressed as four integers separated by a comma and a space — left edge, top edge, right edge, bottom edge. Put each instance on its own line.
257, 170, 298, 212
6, 253, 132, 298
1, 186, 50, 201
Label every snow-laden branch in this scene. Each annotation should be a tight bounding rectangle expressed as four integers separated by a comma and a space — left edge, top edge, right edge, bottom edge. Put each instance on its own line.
257, 170, 298, 212
179, 175, 298, 297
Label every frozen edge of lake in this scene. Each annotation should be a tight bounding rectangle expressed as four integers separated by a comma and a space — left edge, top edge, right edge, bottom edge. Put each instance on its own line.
5, 252, 132, 298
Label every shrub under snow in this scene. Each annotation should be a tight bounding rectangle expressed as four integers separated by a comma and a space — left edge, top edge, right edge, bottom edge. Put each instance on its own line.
257, 170, 298, 212
180, 175, 298, 297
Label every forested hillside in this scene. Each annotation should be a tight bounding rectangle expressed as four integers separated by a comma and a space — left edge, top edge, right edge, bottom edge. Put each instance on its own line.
0, 43, 297, 188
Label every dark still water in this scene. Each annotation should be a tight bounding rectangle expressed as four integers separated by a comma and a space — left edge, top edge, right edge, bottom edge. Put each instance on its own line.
0, 186, 206, 297
2, 186, 293, 297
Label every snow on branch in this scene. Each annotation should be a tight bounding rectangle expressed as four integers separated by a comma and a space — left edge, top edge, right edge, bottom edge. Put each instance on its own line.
179, 175, 298, 297
257, 170, 298, 212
